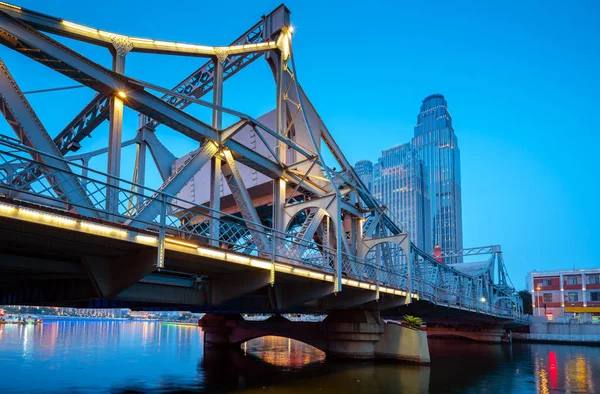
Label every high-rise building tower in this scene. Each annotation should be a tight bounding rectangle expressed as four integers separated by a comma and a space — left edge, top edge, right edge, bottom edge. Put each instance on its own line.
371, 144, 432, 251
354, 160, 374, 191
412, 94, 463, 262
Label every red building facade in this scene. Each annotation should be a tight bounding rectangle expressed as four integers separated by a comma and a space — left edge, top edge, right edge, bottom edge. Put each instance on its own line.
528, 268, 600, 321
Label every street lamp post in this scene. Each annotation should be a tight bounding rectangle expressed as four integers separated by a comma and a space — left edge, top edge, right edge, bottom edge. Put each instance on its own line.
536, 286, 542, 317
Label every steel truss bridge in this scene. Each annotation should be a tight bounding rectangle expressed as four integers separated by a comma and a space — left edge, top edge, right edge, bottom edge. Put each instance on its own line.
0, 2, 524, 323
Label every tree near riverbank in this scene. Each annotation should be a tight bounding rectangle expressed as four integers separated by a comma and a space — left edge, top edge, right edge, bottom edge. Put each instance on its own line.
518, 290, 533, 315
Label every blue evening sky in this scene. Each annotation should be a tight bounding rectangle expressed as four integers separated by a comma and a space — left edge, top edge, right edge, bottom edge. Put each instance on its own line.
2, 0, 599, 289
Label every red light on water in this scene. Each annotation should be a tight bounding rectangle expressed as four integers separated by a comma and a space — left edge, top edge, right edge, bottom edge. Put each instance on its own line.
549, 351, 558, 388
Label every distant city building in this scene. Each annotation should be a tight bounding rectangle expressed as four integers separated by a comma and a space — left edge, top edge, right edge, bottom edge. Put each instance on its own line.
412, 94, 463, 262
528, 268, 600, 322
370, 144, 432, 251
354, 160, 374, 191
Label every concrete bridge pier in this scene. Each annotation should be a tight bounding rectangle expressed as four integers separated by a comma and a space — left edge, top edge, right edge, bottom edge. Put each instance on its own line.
199, 313, 245, 348
322, 310, 385, 359
198, 311, 430, 364
426, 326, 506, 343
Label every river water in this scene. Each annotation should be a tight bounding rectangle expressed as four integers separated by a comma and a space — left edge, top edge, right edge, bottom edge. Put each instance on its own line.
0, 320, 598, 393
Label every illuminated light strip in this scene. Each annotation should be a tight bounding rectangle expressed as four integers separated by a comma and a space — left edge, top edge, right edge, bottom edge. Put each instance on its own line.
19, 207, 77, 227
309, 271, 325, 280
62, 20, 99, 35
348, 280, 359, 287
0, 2, 21, 10
98, 31, 126, 39
0, 202, 17, 213
226, 252, 250, 264
325, 275, 334, 282
250, 259, 272, 270
274, 263, 293, 273
135, 234, 158, 244
80, 221, 128, 237
153, 41, 177, 47
359, 282, 371, 289
197, 247, 225, 259
165, 238, 198, 248
130, 37, 154, 44
176, 43, 214, 52
293, 268, 310, 276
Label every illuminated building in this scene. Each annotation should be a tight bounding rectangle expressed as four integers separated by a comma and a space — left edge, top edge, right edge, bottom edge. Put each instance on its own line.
412, 94, 463, 263
528, 268, 600, 321
370, 144, 432, 251
354, 160, 374, 191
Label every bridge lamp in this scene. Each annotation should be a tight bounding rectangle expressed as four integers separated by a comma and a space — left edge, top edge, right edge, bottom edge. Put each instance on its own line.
117, 90, 127, 98
480, 297, 487, 303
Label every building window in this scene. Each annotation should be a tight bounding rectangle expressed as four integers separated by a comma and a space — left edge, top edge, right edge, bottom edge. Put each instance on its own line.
567, 277, 578, 285
568, 292, 579, 302
543, 293, 552, 302
591, 292, 600, 302
589, 276, 600, 285
542, 279, 552, 286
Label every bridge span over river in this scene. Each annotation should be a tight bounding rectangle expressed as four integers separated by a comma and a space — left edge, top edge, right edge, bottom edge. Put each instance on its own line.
0, 2, 526, 362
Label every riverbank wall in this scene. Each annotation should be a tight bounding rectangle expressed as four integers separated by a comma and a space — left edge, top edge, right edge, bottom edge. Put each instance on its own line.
513, 316, 600, 344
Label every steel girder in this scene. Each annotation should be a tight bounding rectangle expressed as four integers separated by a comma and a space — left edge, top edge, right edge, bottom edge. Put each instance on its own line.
0, 11, 284, 180
0, 58, 99, 217
55, 94, 109, 154
127, 142, 219, 228
143, 20, 268, 131
141, 130, 176, 181
440, 245, 499, 259
221, 149, 271, 254
287, 208, 327, 259
9, 94, 110, 196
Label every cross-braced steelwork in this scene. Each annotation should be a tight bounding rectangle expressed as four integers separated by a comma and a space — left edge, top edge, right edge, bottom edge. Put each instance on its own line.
0, 2, 523, 321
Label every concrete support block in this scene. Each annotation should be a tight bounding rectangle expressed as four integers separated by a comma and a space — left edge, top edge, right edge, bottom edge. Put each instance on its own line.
322, 310, 384, 359
426, 327, 505, 343
198, 313, 243, 348
374, 322, 430, 364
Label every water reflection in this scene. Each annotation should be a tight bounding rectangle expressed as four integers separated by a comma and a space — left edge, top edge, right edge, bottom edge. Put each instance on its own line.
533, 345, 597, 394
1, 321, 600, 393
244, 336, 326, 368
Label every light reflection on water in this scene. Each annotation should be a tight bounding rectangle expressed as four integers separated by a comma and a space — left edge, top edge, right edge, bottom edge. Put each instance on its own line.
0, 320, 599, 393
243, 336, 326, 368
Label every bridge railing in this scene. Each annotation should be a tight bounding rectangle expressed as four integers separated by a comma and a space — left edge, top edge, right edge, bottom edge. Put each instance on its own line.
0, 135, 340, 272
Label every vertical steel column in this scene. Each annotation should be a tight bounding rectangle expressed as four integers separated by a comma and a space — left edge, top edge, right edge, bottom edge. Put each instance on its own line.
403, 242, 412, 305
334, 198, 343, 292
375, 243, 381, 300
135, 115, 148, 206
157, 194, 166, 269
272, 52, 287, 243
209, 59, 224, 247
107, 52, 126, 214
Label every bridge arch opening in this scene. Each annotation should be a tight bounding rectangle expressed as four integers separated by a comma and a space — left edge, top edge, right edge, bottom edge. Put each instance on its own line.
364, 241, 408, 289
283, 207, 335, 271
241, 336, 326, 366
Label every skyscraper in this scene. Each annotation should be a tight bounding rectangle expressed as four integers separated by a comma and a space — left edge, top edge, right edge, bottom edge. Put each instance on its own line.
354, 160, 374, 191
412, 94, 463, 262
370, 144, 432, 251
